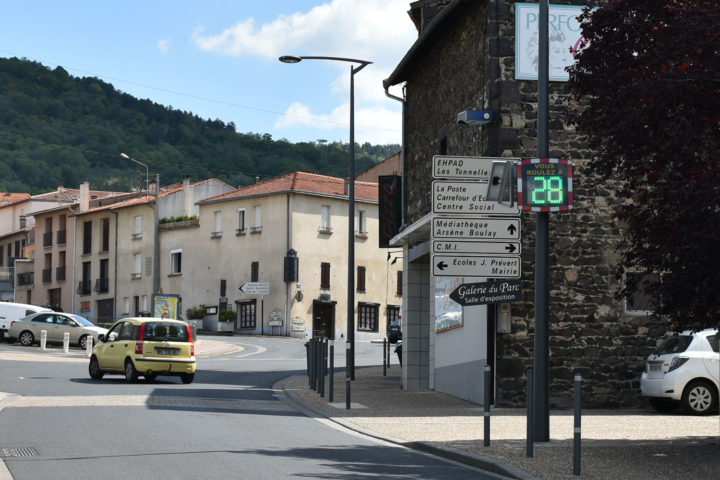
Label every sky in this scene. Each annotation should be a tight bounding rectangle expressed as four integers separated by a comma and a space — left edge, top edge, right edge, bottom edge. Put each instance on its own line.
0, 0, 418, 146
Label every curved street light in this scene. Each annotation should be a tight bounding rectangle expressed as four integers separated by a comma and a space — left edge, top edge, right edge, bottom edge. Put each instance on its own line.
279, 54, 372, 389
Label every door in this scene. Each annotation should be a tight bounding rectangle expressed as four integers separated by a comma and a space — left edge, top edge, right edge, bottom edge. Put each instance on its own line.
96, 322, 127, 370
701, 332, 720, 387
312, 300, 336, 339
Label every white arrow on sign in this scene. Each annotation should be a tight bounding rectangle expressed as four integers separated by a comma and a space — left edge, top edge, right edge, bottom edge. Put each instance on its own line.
239, 282, 270, 295
432, 216, 520, 240
433, 255, 521, 279
433, 180, 520, 215
433, 240, 521, 255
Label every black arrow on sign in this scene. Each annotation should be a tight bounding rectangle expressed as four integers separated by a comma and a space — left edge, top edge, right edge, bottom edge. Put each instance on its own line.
436, 261, 448, 271
507, 224, 517, 235
505, 244, 517, 253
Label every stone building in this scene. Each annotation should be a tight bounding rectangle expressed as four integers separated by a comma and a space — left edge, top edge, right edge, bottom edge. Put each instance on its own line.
384, 0, 656, 408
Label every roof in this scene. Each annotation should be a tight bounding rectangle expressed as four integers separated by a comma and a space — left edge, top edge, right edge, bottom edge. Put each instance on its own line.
0, 192, 31, 207
384, 0, 469, 89
198, 172, 378, 205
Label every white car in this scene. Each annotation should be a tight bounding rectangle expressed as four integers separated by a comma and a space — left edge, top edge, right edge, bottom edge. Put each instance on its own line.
641, 329, 719, 415
9, 312, 108, 350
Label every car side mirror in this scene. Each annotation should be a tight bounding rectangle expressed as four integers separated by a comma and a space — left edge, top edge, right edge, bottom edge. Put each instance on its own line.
97, 334, 105, 343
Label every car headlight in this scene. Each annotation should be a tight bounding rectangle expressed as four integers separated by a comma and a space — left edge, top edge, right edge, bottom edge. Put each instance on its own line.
668, 356, 689, 372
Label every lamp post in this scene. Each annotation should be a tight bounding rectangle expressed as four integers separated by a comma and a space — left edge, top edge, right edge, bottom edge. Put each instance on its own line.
120, 152, 149, 197
279, 55, 372, 382
120, 153, 160, 296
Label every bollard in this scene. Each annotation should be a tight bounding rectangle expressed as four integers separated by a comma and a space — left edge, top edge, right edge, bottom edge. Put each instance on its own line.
527, 369, 534, 458
574, 373, 582, 476
86, 336, 94, 357
346, 341, 351, 409
484, 365, 491, 447
63, 332, 70, 353
329, 340, 334, 402
383, 338, 387, 376
309, 338, 317, 390
319, 338, 326, 398
315, 338, 322, 392
40, 330, 47, 350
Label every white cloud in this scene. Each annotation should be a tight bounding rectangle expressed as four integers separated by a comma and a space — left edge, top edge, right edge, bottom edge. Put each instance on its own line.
193, 0, 416, 145
157, 38, 171, 53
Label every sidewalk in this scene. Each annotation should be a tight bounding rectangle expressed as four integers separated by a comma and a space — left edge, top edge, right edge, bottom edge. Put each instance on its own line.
279, 365, 720, 480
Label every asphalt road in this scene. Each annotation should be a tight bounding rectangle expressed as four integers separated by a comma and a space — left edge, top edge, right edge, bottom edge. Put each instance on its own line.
0, 336, 508, 480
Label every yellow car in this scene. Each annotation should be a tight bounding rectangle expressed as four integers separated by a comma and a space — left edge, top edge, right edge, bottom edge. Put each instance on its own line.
89, 317, 196, 384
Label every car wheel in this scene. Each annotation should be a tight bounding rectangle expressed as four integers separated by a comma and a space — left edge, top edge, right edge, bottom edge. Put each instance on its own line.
682, 380, 717, 415
78, 335, 89, 350
124, 359, 139, 383
648, 397, 678, 413
88, 356, 104, 380
19, 331, 34, 347
181, 373, 194, 384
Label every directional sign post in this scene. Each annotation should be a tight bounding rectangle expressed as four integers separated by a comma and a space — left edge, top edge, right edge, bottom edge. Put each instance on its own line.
449, 279, 523, 306
433, 240, 520, 255
432, 216, 520, 240
433, 180, 520, 215
433, 255, 521, 279
239, 282, 270, 295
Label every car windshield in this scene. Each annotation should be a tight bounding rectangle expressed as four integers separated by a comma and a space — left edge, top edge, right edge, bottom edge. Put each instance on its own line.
144, 322, 189, 342
70, 315, 93, 326
653, 335, 693, 355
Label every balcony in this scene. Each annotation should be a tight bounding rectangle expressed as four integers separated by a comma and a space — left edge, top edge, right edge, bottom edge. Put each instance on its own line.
17, 272, 33, 286
42, 268, 52, 283
56, 229, 66, 245
318, 226, 333, 234
235, 228, 246, 236
42, 232, 53, 247
94, 278, 109, 293
77, 280, 92, 295
250, 226, 262, 234
56, 266, 66, 282
211, 231, 223, 239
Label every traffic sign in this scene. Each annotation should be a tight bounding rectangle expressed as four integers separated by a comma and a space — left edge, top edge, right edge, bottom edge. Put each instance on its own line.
433, 155, 518, 180
449, 279, 523, 306
432, 216, 520, 240
517, 158, 573, 211
433, 181, 520, 215
433, 240, 521, 255
239, 282, 270, 295
433, 255, 521, 278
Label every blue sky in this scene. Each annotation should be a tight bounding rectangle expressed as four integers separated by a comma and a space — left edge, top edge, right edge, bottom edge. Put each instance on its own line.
0, 0, 417, 145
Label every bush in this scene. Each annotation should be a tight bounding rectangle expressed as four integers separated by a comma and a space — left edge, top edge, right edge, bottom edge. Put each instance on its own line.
219, 309, 235, 322
186, 306, 205, 319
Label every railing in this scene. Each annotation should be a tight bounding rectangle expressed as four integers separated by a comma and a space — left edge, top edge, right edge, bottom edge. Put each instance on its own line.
235, 228, 246, 236
250, 226, 262, 234
211, 231, 223, 238
42, 268, 52, 283
318, 226, 333, 234
17, 272, 33, 286
43, 232, 53, 247
77, 280, 92, 295
94, 278, 109, 293
56, 229, 66, 245
56, 266, 66, 281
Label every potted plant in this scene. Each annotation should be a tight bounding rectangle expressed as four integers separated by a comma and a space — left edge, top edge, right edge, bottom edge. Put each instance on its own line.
218, 309, 235, 332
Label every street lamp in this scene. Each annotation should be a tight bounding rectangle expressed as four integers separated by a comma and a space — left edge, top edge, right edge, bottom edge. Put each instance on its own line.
279, 54, 372, 383
120, 152, 149, 197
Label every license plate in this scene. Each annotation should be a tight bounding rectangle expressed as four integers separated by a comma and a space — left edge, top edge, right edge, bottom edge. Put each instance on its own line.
156, 348, 179, 356
649, 364, 662, 371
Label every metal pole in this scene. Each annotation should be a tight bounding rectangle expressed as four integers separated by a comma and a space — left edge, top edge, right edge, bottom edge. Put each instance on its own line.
348, 63, 356, 381
346, 341, 352, 409
319, 338, 326, 398
153, 173, 160, 295
484, 365, 491, 447
329, 340, 334, 402
574, 373, 582, 475
383, 338, 387, 376
534, 0, 551, 443
527, 369, 534, 457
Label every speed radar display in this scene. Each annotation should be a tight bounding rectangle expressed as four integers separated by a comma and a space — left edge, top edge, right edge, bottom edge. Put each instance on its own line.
517, 158, 573, 212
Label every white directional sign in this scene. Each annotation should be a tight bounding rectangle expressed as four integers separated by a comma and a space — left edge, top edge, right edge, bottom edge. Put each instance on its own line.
433, 255, 521, 279
433, 155, 515, 180
239, 282, 270, 295
433, 180, 520, 215
433, 240, 521, 255
432, 216, 520, 240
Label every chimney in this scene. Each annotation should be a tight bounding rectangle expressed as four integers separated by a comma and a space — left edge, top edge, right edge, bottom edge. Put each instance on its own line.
182, 175, 193, 217
79, 180, 90, 212
19, 215, 26, 228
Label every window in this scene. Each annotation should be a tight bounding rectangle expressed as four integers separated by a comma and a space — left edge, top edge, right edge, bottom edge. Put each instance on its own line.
625, 272, 659, 314
97, 259, 109, 292
238, 300, 256, 329
236, 208, 246, 235
124, 297, 130, 315
356, 210, 367, 236
319, 205, 332, 233
57, 214, 67, 244
82, 221, 92, 254
133, 216, 143, 239
396, 270, 403, 296
212, 211, 222, 238
321, 262, 330, 289
101, 218, 110, 252
170, 249, 182, 275
43, 217, 53, 247
357, 266, 366, 293
251, 261, 259, 282
358, 303, 379, 331
251, 205, 262, 233
132, 254, 142, 279
386, 305, 400, 329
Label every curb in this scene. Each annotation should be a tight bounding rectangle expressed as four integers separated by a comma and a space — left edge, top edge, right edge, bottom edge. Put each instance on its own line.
275, 375, 540, 480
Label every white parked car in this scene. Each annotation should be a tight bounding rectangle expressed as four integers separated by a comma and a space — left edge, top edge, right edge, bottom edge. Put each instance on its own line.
8, 312, 108, 350
641, 329, 719, 415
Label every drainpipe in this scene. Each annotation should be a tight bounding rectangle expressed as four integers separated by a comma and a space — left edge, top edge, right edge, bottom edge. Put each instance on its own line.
384, 84, 406, 228
111, 210, 118, 321
285, 192, 291, 337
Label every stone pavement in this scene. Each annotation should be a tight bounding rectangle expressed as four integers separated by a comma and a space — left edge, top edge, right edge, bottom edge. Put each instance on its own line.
279, 364, 720, 480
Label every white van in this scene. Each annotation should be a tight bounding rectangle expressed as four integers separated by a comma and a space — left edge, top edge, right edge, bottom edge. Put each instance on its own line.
0, 302, 53, 340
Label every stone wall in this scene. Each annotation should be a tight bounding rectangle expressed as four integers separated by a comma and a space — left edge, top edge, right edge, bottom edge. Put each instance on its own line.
401, 0, 659, 408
